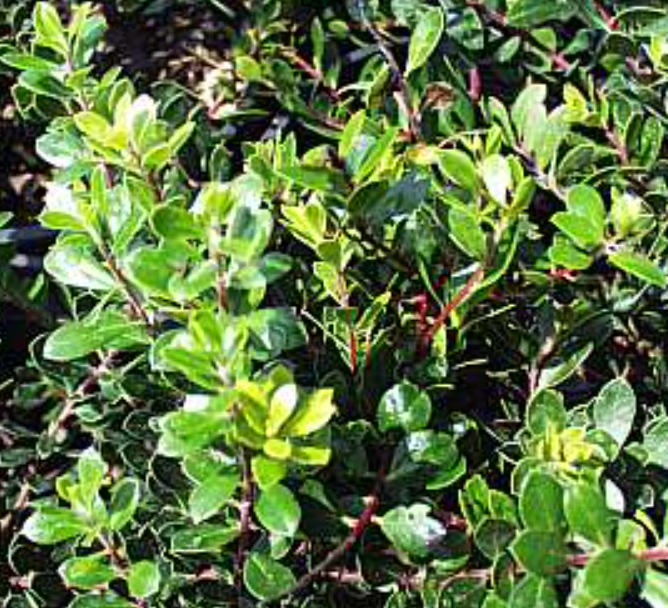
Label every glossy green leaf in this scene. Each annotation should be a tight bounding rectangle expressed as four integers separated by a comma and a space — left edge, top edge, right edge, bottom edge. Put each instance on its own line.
22, 507, 87, 544
59, 555, 115, 590
243, 552, 296, 602
406, 7, 444, 75
519, 470, 565, 533
593, 378, 636, 449
255, 484, 301, 537
378, 382, 432, 433
379, 504, 446, 559
127, 561, 161, 599
188, 473, 239, 524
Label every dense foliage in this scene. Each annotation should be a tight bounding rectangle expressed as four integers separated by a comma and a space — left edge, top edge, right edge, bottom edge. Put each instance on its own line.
3, 1, 668, 606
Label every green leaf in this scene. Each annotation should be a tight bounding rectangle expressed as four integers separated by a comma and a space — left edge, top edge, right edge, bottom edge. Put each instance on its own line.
551, 212, 604, 250
643, 416, 668, 468
127, 561, 161, 599
481, 155, 512, 205
506, 0, 576, 28
152, 207, 203, 241
608, 250, 666, 287
438, 149, 480, 193
255, 484, 301, 537
243, 552, 296, 602
69, 594, 133, 608
593, 378, 636, 449
448, 208, 487, 260
519, 470, 565, 533
22, 506, 87, 544
508, 575, 559, 608
537, 343, 593, 390
108, 478, 140, 531
44, 237, 116, 291
354, 127, 399, 184
580, 549, 643, 603
77, 448, 106, 506
548, 238, 593, 270
33, 2, 68, 55
511, 530, 568, 576
281, 388, 336, 437
406, 7, 444, 75
642, 569, 668, 608
170, 524, 239, 553
36, 131, 85, 168
378, 381, 432, 433
474, 518, 516, 560
188, 473, 239, 524
251, 455, 287, 490
564, 482, 616, 545
379, 504, 446, 559
527, 390, 567, 435
43, 311, 147, 361
567, 185, 606, 233
59, 555, 116, 590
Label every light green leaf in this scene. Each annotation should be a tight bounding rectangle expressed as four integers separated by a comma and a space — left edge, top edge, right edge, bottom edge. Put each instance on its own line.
127, 561, 161, 599
22, 506, 87, 544
59, 555, 115, 590
188, 473, 239, 524
608, 250, 667, 287
438, 149, 480, 193
481, 155, 512, 205
593, 378, 636, 449
281, 388, 335, 437
379, 504, 446, 559
406, 7, 444, 75
255, 484, 301, 537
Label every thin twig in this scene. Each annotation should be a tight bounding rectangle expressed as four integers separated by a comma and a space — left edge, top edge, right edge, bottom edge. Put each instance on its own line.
356, 0, 421, 140
282, 452, 389, 599
235, 448, 254, 590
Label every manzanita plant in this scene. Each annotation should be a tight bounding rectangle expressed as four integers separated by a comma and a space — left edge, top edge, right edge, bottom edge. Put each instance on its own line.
3, 1, 668, 607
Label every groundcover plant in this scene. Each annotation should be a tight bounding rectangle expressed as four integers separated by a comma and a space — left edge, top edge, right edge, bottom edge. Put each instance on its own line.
3, 0, 668, 606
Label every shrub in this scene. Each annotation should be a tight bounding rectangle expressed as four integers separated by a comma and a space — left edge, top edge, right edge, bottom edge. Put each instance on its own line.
2, 1, 668, 606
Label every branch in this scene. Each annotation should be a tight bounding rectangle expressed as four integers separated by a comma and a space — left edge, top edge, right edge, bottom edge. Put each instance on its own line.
356, 0, 421, 140
419, 266, 485, 354
235, 448, 254, 589
282, 453, 389, 598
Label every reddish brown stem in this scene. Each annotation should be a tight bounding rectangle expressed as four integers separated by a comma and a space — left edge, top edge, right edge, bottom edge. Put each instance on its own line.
419, 267, 485, 355
281, 454, 388, 598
